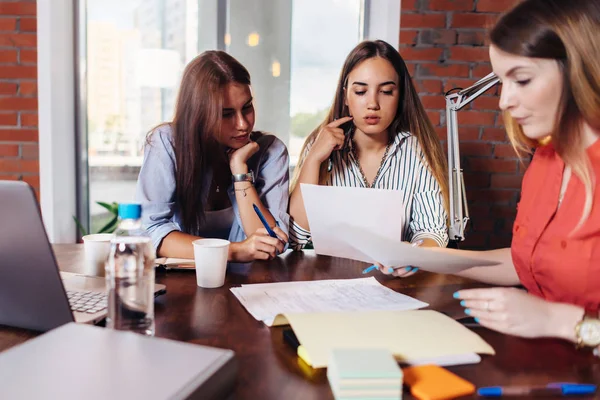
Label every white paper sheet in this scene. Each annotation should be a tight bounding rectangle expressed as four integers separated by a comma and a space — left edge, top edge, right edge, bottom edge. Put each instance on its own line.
300, 184, 405, 263
230, 277, 428, 326
338, 224, 499, 273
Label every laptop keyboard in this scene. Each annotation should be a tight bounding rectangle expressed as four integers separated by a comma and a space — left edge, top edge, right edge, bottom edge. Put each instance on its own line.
66, 290, 108, 314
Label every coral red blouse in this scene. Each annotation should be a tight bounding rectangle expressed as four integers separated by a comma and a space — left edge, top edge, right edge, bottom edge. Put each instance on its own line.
512, 140, 600, 312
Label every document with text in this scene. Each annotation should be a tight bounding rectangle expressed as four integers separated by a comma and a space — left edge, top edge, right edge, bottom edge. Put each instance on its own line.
230, 277, 428, 326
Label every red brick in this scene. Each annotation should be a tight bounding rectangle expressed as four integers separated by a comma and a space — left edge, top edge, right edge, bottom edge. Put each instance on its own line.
421, 95, 446, 109
400, 29, 418, 45
400, 47, 444, 61
459, 142, 493, 156
419, 63, 470, 78
405, 63, 416, 75
0, 3, 37, 15
462, 233, 488, 249
19, 81, 35, 96
0, 65, 36, 78
19, 18, 36, 32
402, 0, 419, 11
0, 17, 16, 31
471, 96, 499, 111
0, 112, 17, 125
0, 97, 37, 110
427, 110, 441, 125
494, 143, 519, 158
419, 29, 457, 45
450, 47, 489, 62
458, 31, 486, 46
472, 217, 494, 232
518, 159, 531, 173
0, 144, 18, 156
490, 205, 517, 218
0, 48, 17, 62
20, 143, 37, 159
0, 159, 38, 173
20, 49, 36, 63
491, 174, 524, 189
0, 33, 36, 47
463, 172, 491, 188
401, 13, 446, 29
477, 0, 519, 12
0, 82, 17, 94
458, 110, 496, 125
469, 189, 517, 203
428, 0, 473, 11
472, 64, 493, 78
482, 127, 507, 141
455, 127, 481, 140
488, 233, 513, 249
416, 79, 443, 94
0, 128, 38, 141
443, 78, 479, 93
22, 174, 39, 188
20, 112, 37, 127
452, 13, 496, 28
435, 126, 447, 140
468, 158, 517, 173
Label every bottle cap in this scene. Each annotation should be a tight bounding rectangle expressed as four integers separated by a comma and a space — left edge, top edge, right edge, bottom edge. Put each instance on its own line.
118, 203, 142, 220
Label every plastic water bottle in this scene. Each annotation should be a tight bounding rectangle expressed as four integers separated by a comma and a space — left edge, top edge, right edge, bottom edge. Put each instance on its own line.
105, 203, 156, 336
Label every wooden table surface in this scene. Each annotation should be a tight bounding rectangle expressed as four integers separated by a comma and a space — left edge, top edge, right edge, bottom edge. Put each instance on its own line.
1, 244, 599, 399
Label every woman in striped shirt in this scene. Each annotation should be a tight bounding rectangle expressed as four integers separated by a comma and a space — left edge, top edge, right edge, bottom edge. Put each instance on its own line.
289, 40, 449, 277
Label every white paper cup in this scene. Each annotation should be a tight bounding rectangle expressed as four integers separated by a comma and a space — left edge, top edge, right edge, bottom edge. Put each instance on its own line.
192, 239, 230, 288
82, 233, 113, 276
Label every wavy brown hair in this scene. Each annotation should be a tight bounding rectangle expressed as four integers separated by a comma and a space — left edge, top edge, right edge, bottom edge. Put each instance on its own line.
290, 40, 449, 213
164, 51, 251, 234
490, 0, 600, 229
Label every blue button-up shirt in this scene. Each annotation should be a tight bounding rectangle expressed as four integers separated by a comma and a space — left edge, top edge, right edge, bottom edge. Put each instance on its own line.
135, 125, 290, 250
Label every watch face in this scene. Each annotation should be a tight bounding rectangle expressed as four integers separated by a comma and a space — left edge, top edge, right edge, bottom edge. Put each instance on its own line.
580, 319, 600, 347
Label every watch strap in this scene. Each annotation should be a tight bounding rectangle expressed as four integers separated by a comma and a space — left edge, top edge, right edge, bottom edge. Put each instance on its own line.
232, 170, 254, 183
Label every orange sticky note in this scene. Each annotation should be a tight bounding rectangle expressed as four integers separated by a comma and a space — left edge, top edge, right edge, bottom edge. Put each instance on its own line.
403, 364, 475, 400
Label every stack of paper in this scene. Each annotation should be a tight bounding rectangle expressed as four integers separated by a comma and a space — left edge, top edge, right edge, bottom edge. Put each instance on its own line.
230, 277, 428, 326
327, 348, 402, 400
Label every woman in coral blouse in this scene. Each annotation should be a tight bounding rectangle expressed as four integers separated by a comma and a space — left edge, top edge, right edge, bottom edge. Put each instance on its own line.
449, 0, 600, 354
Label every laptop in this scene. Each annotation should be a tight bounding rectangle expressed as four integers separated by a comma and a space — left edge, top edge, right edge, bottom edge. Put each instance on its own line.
0, 181, 165, 331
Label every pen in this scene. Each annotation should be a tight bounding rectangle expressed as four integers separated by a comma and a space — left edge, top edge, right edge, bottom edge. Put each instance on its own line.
362, 265, 378, 274
477, 383, 597, 397
252, 204, 278, 239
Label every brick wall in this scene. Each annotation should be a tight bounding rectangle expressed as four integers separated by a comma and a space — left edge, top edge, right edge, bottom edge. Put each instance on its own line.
0, 0, 38, 196
400, 0, 524, 250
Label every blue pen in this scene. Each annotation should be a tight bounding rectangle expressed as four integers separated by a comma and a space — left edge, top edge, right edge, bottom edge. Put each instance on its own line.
362, 265, 378, 274
478, 383, 597, 397
253, 204, 278, 239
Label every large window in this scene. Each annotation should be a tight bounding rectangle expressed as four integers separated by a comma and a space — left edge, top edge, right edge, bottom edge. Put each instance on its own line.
81, 0, 371, 233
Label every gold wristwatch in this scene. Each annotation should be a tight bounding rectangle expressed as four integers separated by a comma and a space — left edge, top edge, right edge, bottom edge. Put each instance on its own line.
575, 310, 600, 348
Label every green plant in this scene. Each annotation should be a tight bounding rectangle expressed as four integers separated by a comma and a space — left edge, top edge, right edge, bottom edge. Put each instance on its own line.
73, 201, 119, 237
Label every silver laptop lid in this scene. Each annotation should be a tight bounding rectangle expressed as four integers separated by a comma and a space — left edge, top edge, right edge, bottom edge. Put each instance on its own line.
0, 181, 74, 331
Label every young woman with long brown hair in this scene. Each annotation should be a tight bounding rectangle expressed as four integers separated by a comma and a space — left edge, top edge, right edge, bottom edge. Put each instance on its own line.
440, 0, 600, 355
288, 40, 449, 277
136, 51, 289, 262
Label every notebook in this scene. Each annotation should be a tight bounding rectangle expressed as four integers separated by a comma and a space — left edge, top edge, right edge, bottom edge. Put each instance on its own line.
154, 257, 195, 269
0, 323, 237, 400
283, 310, 495, 368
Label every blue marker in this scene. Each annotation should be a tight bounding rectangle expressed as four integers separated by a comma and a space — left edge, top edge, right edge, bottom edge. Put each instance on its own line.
477, 383, 596, 397
362, 265, 378, 274
253, 204, 278, 239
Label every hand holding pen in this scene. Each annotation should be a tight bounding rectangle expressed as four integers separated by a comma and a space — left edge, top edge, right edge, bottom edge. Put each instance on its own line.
253, 204, 288, 247
362, 240, 423, 277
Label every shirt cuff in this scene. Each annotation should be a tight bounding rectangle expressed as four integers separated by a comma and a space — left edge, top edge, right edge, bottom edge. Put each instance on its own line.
411, 231, 448, 248
289, 218, 312, 251
146, 222, 180, 251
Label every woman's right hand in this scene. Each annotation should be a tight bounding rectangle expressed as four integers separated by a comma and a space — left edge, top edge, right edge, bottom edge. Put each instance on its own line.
230, 228, 286, 262
305, 116, 353, 165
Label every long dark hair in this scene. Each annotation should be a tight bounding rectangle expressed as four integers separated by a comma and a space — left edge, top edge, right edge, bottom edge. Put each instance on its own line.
169, 51, 251, 234
290, 40, 449, 213
490, 0, 600, 228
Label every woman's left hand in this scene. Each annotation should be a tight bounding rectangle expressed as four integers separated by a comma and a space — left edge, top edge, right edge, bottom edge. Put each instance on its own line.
376, 263, 419, 278
455, 287, 553, 338
228, 140, 259, 174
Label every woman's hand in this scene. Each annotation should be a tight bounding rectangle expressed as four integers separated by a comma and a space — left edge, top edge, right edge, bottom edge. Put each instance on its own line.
228, 140, 260, 174
375, 240, 423, 278
229, 227, 287, 262
305, 116, 353, 165
454, 287, 556, 338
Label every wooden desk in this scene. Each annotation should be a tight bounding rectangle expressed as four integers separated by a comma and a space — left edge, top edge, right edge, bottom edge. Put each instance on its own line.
1, 244, 599, 399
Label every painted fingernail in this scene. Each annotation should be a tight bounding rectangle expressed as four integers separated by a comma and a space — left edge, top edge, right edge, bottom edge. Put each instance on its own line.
460, 300, 466, 307
474, 318, 480, 323
388, 268, 394, 273
405, 266, 412, 271
465, 309, 471, 315
411, 267, 419, 273
453, 292, 460, 299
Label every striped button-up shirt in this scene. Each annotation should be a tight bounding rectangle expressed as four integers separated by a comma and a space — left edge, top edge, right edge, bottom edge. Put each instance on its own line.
289, 131, 449, 250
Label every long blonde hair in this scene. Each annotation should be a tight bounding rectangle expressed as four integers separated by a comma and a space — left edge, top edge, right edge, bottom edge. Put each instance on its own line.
491, 0, 600, 229
290, 40, 449, 213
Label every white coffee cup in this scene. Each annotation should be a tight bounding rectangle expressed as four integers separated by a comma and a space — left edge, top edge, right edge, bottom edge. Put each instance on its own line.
82, 233, 113, 276
192, 239, 230, 288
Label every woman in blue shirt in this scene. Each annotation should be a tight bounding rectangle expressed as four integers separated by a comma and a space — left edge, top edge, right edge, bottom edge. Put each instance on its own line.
136, 51, 289, 262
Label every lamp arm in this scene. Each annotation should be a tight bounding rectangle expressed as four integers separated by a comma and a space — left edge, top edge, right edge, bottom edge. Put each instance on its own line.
445, 73, 500, 241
